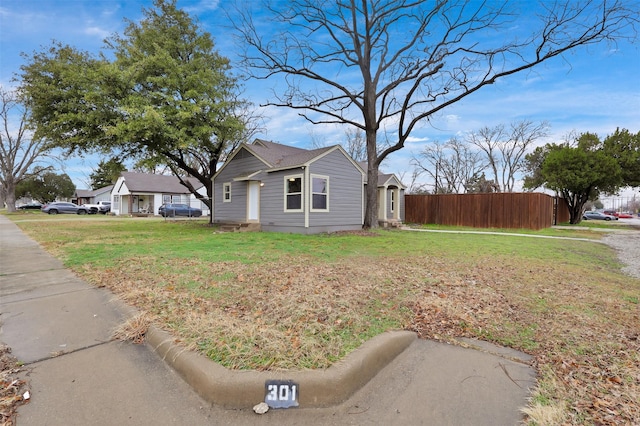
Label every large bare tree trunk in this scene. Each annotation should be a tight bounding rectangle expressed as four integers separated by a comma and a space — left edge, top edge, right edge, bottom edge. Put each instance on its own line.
363, 125, 379, 229
4, 179, 16, 212
364, 165, 379, 229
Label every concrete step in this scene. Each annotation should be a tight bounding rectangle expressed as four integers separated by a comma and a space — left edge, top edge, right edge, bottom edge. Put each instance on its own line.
217, 222, 261, 232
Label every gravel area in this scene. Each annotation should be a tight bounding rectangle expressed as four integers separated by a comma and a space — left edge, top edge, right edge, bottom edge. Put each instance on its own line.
601, 226, 640, 279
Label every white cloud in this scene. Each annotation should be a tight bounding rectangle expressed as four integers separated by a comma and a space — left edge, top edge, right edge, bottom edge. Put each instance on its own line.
406, 136, 430, 143
183, 0, 221, 14
84, 26, 110, 40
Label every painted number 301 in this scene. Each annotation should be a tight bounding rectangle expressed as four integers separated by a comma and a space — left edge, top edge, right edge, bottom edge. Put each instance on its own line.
264, 380, 299, 408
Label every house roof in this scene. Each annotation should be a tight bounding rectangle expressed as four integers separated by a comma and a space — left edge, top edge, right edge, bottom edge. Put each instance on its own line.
75, 185, 114, 198
358, 162, 406, 188
75, 189, 93, 198
118, 172, 203, 194
378, 173, 406, 189
246, 139, 336, 170
214, 139, 368, 182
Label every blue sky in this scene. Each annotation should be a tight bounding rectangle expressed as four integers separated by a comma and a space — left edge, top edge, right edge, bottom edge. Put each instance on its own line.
1, 0, 639, 199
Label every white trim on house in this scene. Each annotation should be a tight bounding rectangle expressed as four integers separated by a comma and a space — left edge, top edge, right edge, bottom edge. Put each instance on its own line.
246, 181, 260, 222
284, 174, 303, 212
223, 182, 231, 203
310, 174, 329, 212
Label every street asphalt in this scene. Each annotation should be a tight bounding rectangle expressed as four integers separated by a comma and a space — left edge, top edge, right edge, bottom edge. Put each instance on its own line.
0, 214, 536, 425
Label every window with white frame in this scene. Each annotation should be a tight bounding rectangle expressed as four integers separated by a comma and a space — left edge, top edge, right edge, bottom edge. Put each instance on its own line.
390, 189, 396, 213
311, 175, 329, 211
223, 182, 231, 202
284, 175, 303, 211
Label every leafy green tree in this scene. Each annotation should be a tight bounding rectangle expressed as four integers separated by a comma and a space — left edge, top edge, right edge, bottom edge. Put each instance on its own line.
523, 133, 622, 224
18, 0, 247, 213
602, 128, 640, 188
16, 171, 75, 203
89, 158, 126, 189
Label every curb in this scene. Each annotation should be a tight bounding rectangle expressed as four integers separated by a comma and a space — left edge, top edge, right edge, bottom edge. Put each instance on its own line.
146, 326, 417, 408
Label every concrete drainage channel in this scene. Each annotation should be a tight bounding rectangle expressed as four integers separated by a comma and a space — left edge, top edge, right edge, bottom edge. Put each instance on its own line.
146, 327, 417, 409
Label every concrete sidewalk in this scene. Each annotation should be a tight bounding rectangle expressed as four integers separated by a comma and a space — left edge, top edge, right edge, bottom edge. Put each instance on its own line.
0, 215, 536, 425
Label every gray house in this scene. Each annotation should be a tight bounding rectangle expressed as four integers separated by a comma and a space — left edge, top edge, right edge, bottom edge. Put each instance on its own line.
213, 139, 404, 233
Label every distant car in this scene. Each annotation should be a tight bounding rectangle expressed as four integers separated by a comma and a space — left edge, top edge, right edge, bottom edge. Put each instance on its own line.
41, 202, 89, 215
613, 212, 633, 219
17, 202, 42, 210
602, 210, 633, 219
582, 211, 618, 221
82, 201, 111, 214
158, 203, 202, 217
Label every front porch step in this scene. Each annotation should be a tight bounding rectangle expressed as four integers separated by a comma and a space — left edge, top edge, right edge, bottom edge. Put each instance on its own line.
217, 222, 261, 232
378, 219, 402, 228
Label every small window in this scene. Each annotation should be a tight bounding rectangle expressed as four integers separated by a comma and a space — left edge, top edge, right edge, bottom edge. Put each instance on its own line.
390, 189, 395, 213
223, 183, 231, 202
285, 175, 303, 211
311, 175, 328, 211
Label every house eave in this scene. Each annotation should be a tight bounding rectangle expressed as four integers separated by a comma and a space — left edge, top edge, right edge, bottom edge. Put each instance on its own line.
233, 170, 264, 181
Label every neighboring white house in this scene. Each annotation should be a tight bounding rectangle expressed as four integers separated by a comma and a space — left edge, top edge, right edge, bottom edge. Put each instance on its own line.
111, 172, 209, 216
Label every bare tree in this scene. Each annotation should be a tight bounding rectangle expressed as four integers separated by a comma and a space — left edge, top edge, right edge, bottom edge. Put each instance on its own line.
344, 127, 367, 162
0, 87, 52, 212
413, 138, 487, 193
502, 120, 549, 191
398, 169, 429, 194
468, 120, 549, 192
467, 124, 506, 191
235, 0, 638, 228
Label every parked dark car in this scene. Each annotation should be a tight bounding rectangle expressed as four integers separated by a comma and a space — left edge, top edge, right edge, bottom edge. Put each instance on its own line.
17, 202, 42, 210
582, 211, 618, 221
158, 203, 202, 217
41, 202, 89, 215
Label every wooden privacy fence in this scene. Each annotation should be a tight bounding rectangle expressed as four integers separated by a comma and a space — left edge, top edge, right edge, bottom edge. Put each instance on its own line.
405, 193, 570, 230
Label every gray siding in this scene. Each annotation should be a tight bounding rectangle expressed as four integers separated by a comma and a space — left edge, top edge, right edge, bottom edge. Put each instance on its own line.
260, 168, 306, 228
213, 148, 265, 222
307, 150, 363, 228
214, 146, 364, 233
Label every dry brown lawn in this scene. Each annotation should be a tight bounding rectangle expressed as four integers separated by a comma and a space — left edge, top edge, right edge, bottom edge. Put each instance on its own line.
80, 248, 639, 425
7, 215, 639, 425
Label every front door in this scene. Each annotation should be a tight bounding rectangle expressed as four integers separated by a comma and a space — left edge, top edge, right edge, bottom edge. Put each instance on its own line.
247, 181, 260, 222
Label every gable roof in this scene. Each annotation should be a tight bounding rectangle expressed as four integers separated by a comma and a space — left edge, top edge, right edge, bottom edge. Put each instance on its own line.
246, 139, 336, 169
118, 172, 203, 194
358, 162, 406, 188
216, 139, 365, 179
378, 173, 406, 189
